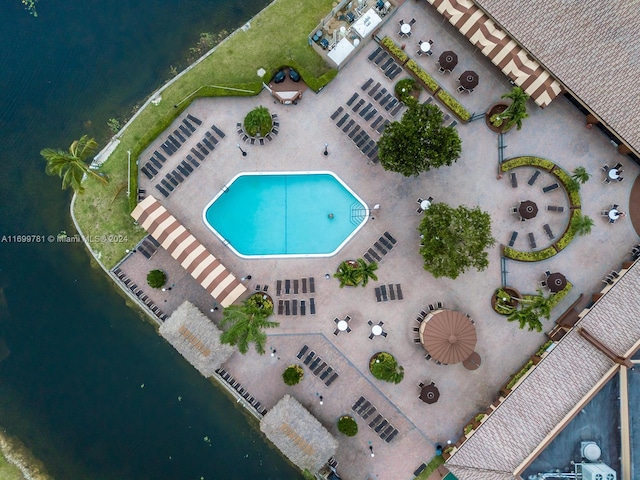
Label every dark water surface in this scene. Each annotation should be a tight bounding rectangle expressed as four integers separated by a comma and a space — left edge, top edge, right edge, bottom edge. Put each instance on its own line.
0, 1, 299, 478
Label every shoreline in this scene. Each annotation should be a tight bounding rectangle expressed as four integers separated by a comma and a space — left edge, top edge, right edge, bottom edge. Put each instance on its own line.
0, 430, 53, 480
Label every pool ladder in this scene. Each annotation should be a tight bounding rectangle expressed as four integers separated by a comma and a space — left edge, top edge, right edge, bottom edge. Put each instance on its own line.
350, 202, 367, 226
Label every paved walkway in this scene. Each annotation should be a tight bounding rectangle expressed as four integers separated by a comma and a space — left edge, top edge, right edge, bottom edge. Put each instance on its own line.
114, 2, 638, 478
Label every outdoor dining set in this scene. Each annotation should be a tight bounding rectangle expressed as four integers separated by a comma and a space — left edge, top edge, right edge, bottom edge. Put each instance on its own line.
398, 19, 478, 93
601, 204, 625, 224
602, 163, 624, 184
332, 316, 388, 339
416, 196, 433, 214
538, 271, 568, 293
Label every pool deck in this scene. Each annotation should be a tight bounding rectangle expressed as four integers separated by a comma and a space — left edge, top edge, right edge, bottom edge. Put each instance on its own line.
114, 1, 638, 478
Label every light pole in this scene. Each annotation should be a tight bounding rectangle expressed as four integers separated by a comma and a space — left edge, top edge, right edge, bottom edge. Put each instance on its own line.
323, 143, 329, 156
319, 395, 323, 405
369, 445, 374, 457
237, 144, 247, 156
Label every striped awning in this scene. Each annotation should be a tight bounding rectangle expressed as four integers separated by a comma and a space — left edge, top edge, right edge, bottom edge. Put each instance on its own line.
427, 0, 563, 107
131, 196, 246, 307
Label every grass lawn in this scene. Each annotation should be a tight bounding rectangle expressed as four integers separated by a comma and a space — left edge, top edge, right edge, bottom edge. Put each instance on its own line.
73, 0, 336, 269
0, 449, 26, 480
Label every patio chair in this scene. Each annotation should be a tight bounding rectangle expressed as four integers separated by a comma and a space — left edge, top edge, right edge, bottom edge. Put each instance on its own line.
413, 327, 419, 332
255, 284, 261, 291
511, 206, 519, 214
333, 329, 340, 336
414, 338, 422, 344
399, 19, 404, 25
428, 304, 435, 311
601, 164, 610, 172
457, 85, 466, 93
601, 210, 610, 216
420, 310, 427, 318
381, 331, 388, 337
369, 333, 375, 340
437, 301, 443, 309
417, 198, 423, 204
368, 320, 374, 326
603, 177, 611, 184
614, 162, 623, 170
425, 354, 432, 360
346, 326, 352, 333
438, 66, 446, 74
416, 207, 423, 214
428, 197, 433, 202
409, 18, 416, 25
617, 177, 624, 182
538, 280, 547, 289
545, 271, 551, 277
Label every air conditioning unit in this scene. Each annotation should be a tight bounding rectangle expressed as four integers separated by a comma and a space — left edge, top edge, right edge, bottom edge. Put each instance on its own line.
581, 463, 616, 480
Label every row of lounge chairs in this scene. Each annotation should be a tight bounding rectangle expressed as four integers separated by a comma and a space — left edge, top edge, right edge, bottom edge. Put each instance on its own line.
113, 267, 167, 322
215, 368, 267, 416
297, 345, 339, 386
136, 235, 160, 260
332, 107, 380, 163
368, 46, 403, 81
276, 277, 315, 296
277, 298, 316, 316
374, 284, 403, 302
352, 396, 399, 443
360, 77, 404, 117
363, 231, 397, 264
159, 114, 202, 156
153, 125, 225, 198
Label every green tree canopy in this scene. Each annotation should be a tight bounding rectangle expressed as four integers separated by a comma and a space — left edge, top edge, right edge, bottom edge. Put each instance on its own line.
507, 291, 552, 332
571, 212, 594, 236
334, 259, 378, 288
377, 102, 462, 177
220, 297, 279, 355
492, 86, 530, 130
418, 203, 495, 279
40, 135, 107, 194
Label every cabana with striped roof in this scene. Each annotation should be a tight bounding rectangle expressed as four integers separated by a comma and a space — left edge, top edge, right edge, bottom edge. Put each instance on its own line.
425, 0, 563, 107
131, 195, 246, 307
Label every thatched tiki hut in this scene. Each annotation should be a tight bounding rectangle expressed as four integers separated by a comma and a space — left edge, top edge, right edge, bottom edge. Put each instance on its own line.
159, 301, 234, 377
260, 395, 338, 472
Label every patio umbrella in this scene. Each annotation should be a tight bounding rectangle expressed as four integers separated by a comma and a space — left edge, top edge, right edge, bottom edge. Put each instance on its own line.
419, 309, 477, 364
547, 272, 567, 293
518, 200, 538, 219
438, 51, 458, 71
419, 383, 440, 404
459, 70, 479, 89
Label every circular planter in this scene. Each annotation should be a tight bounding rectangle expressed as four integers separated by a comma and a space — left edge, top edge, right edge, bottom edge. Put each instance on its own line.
282, 364, 304, 386
491, 287, 521, 315
337, 415, 358, 437
485, 102, 511, 133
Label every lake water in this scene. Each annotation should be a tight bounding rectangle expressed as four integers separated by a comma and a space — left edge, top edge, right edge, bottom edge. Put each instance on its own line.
0, 1, 299, 478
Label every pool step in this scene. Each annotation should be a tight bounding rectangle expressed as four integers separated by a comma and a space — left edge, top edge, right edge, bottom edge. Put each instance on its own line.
350, 202, 367, 226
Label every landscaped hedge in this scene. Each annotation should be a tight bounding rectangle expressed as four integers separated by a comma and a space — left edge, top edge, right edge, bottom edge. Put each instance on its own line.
552, 167, 581, 206
500, 156, 554, 172
503, 245, 557, 262
555, 209, 581, 251
380, 37, 409, 64
548, 282, 573, 309
405, 60, 439, 93
536, 340, 554, 357
436, 89, 471, 121
506, 360, 534, 390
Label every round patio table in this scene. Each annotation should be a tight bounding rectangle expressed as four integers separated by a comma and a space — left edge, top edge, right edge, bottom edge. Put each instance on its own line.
372, 325, 383, 336
420, 42, 431, 53
547, 272, 567, 293
401, 24, 411, 34
420, 199, 431, 210
608, 169, 620, 180
609, 209, 620, 221
338, 320, 348, 331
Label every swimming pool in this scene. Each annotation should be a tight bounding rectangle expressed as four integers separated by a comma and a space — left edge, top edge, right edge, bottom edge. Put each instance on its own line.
203, 172, 368, 258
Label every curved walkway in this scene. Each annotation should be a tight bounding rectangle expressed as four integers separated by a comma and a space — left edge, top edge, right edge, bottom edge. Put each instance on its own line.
628, 174, 640, 236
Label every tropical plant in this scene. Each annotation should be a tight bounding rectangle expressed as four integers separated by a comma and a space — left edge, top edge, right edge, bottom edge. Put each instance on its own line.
494, 288, 517, 315
337, 416, 358, 437
490, 86, 529, 130
40, 135, 107, 194
571, 166, 590, 184
369, 352, 404, 384
146, 269, 166, 289
220, 297, 279, 355
571, 212, 594, 236
506, 291, 552, 332
356, 258, 378, 287
107, 118, 122, 134
377, 103, 462, 177
282, 365, 304, 386
418, 203, 495, 279
243, 106, 272, 137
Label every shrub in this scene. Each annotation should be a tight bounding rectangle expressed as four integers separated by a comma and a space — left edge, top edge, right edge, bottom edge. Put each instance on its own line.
380, 37, 408, 63
475, 413, 486, 422
552, 167, 582, 206
463, 423, 474, 435
369, 352, 404, 384
536, 340, 554, 357
246, 292, 274, 314
500, 156, 555, 172
506, 360, 534, 390
395, 78, 418, 104
436, 89, 471, 121
146, 269, 166, 288
337, 415, 358, 437
405, 60, 439, 93
244, 106, 273, 137
503, 245, 557, 262
548, 282, 573, 309
282, 365, 304, 386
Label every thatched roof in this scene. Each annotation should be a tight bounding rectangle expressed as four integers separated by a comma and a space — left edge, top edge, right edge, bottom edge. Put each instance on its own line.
260, 395, 338, 472
159, 301, 234, 377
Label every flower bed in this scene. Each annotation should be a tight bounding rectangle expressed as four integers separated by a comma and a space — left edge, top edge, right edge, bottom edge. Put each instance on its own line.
380, 37, 408, 64
503, 245, 557, 262
500, 156, 555, 172
436, 89, 471, 122
548, 282, 573, 309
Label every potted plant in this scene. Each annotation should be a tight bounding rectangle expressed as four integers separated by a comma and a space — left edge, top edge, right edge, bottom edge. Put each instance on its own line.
491, 287, 521, 315
243, 106, 273, 137
369, 352, 404, 384
395, 78, 420, 104
334, 259, 378, 288
282, 365, 304, 386
486, 86, 529, 132
337, 415, 358, 437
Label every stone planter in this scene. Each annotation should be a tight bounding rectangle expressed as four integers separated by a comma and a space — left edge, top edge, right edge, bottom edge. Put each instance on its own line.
485, 102, 511, 133
491, 286, 521, 315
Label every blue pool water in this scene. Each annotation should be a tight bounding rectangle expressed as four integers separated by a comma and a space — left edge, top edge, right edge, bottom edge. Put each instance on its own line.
203, 172, 368, 257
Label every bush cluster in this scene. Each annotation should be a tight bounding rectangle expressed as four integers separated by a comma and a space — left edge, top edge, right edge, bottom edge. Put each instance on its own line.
337, 416, 358, 437
506, 360, 534, 390
147, 269, 166, 288
405, 60, 439, 93
282, 365, 304, 386
500, 156, 554, 172
503, 245, 557, 262
436, 89, 471, 121
380, 37, 408, 64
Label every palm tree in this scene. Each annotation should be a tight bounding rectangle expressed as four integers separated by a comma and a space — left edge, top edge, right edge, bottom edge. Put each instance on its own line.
356, 258, 378, 287
571, 166, 591, 184
507, 290, 551, 332
220, 299, 279, 355
507, 308, 543, 332
492, 86, 529, 130
40, 135, 107, 194
334, 260, 360, 287
571, 213, 594, 236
